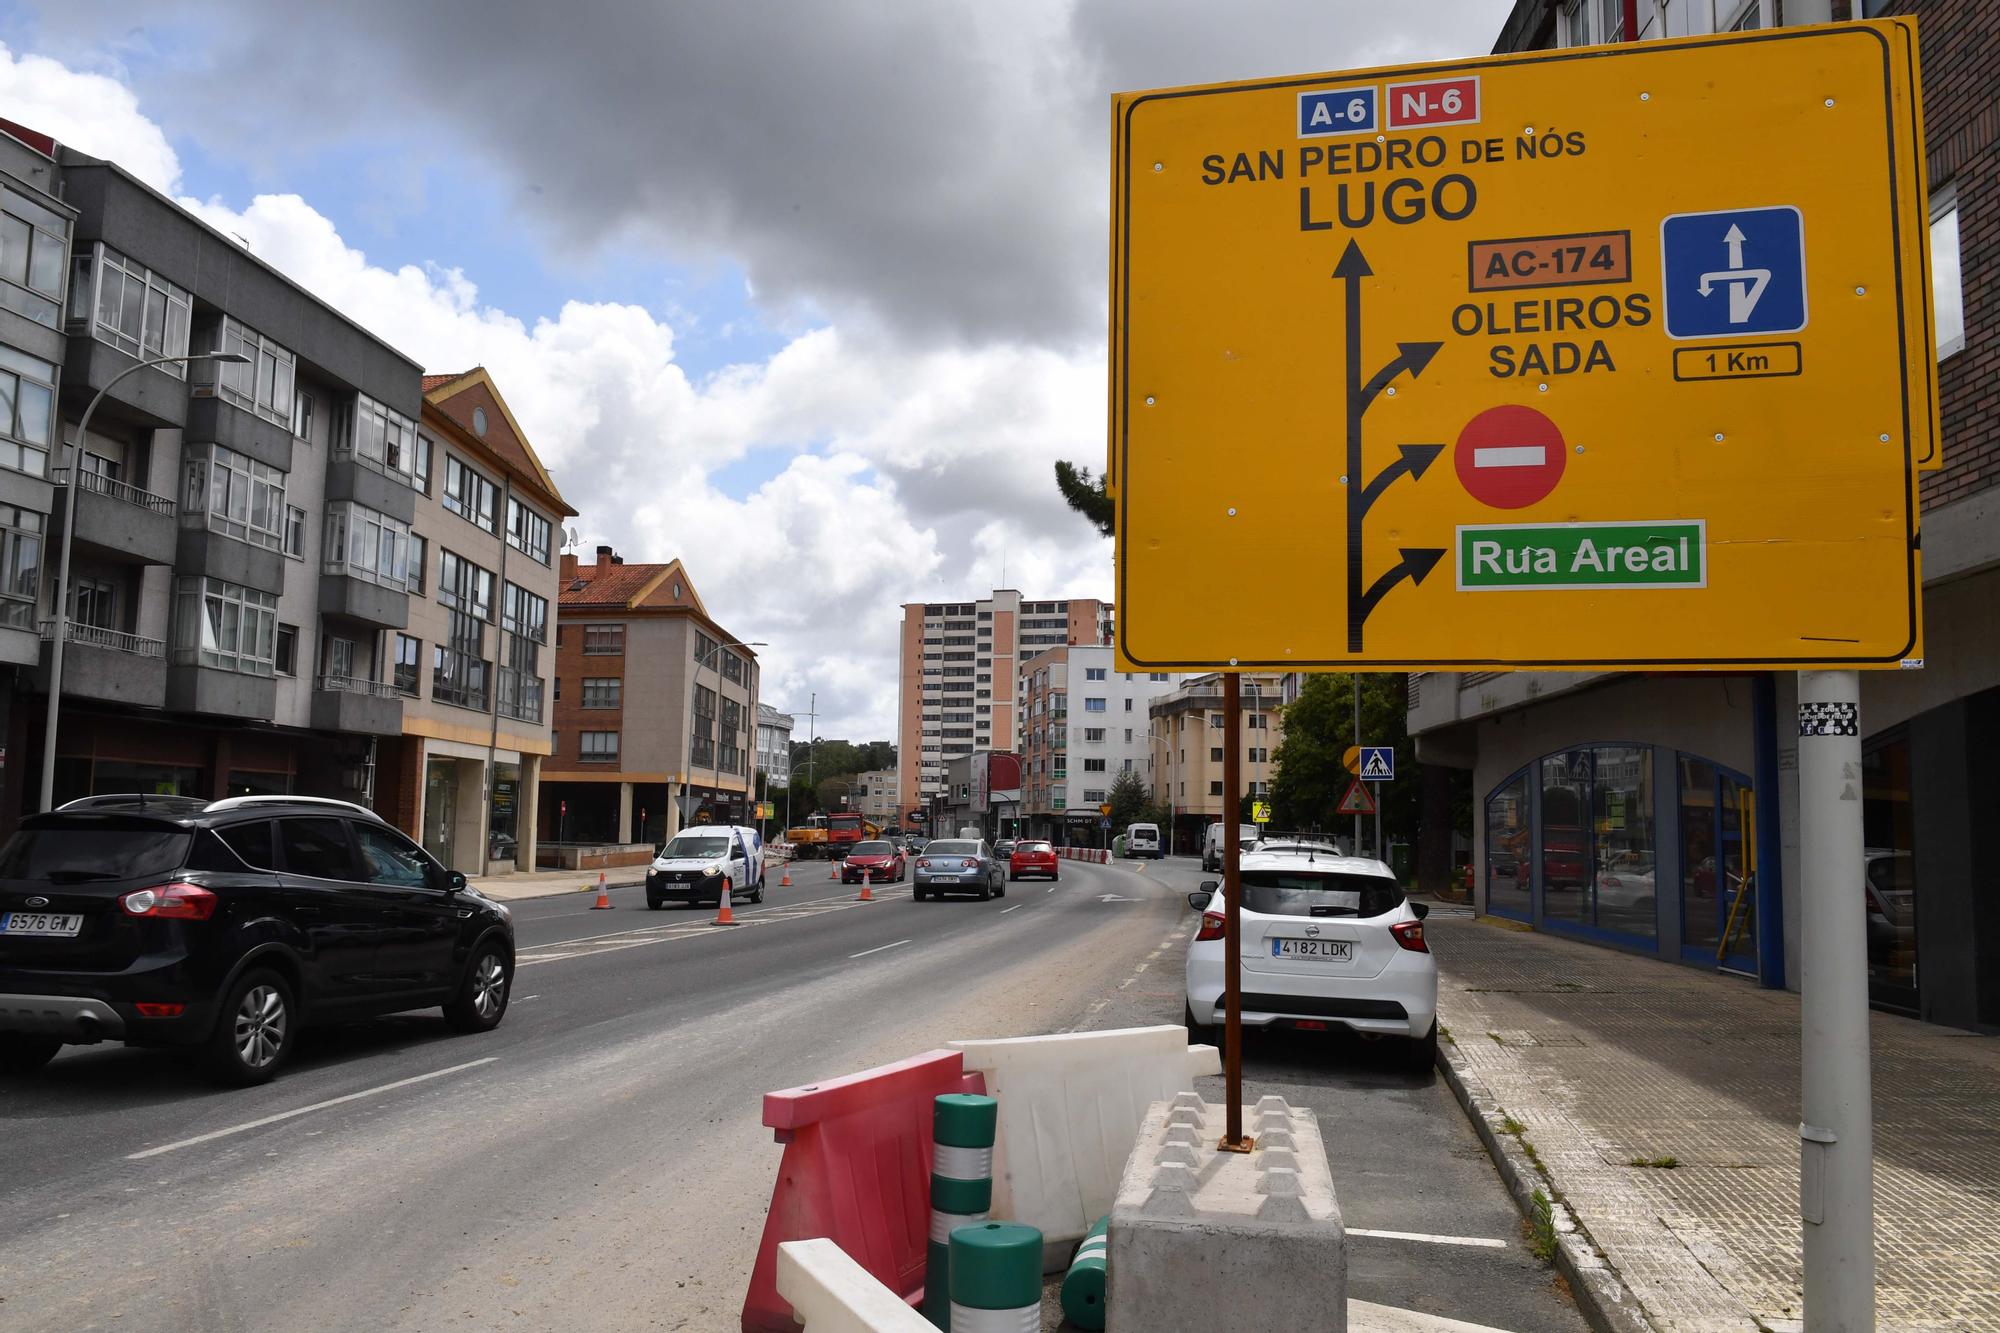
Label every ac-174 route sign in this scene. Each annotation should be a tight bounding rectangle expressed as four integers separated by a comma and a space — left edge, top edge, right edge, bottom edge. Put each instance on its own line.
1109, 20, 1932, 673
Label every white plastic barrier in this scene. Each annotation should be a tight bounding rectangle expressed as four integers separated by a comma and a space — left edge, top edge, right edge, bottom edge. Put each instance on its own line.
949, 1024, 1222, 1270
775, 1239, 935, 1333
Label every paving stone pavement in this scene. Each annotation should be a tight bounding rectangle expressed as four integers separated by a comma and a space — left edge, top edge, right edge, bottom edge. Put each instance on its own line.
1430, 916, 2000, 1332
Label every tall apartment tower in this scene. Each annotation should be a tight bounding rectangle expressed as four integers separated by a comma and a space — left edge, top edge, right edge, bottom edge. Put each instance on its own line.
896, 592, 1112, 825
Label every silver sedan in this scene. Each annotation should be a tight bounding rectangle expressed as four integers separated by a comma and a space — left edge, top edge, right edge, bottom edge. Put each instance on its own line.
912, 839, 1007, 902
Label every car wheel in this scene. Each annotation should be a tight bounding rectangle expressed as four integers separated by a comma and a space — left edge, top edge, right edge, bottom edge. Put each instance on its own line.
1405, 1022, 1440, 1073
996, 880, 1006, 898
1183, 1000, 1217, 1046
914, 887, 928, 902
445, 943, 513, 1034
201, 968, 297, 1086
0, 1033, 62, 1076
646, 894, 663, 910
978, 879, 992, 902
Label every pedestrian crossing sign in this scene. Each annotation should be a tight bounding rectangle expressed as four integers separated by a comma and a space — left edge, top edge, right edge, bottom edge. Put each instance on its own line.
1337, 778, 1378, 816
1360, 747, 1395, 781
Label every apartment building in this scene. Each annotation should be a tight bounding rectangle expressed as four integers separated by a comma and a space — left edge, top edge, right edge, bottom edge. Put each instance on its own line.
756, 702, 793, 790
849, 766, 899, 827
539, 546, 759, 854
1016, 645, 1179, 845
0, 123, 561, 851
1409, 0, 1997, 1031
933, 751, 1023, 839
368, 370, 573, 875
896, 590, 1113, 824
1147, 673, 1286, 857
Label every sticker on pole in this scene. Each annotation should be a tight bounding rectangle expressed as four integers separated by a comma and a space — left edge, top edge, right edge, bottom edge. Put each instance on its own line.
1798, 701, 1858, 737
1336, 778, 1378, 815
1359, 747, 1395, 781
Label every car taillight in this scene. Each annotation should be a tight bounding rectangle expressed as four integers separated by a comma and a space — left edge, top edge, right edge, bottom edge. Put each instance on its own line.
119, 883, 218, 921
1195, 911, 1226, 942
916, 858, 929, 869
1390, 920, 1428, 952
961, 859, 977, 869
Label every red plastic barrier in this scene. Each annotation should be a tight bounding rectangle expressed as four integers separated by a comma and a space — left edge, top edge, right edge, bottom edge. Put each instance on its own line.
741, 1049, 982, 1331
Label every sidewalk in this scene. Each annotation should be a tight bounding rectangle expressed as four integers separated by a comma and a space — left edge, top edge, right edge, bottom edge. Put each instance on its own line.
1428, 914, 2000, 1332
464, 866, 645, 901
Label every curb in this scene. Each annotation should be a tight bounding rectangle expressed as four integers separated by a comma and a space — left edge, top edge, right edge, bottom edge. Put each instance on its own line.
1433, 1029, 1656, 1333
473, 877, 646, 902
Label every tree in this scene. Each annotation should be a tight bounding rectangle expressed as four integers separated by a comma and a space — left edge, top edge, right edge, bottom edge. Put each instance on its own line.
1053, 461, 1114, 538
1107, 770, 1149, 831
1269, 673, 1419, 852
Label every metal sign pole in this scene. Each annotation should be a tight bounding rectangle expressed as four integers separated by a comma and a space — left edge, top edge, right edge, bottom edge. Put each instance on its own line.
1351, 676, 1361, 856
1796, 670, 1874, 1329
1220, 673, 1250, 1151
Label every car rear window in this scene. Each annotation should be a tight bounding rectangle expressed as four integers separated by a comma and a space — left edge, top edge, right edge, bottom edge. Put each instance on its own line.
926, 841, 979, 856
0, 823, 193, 882
216, 819, 276, 869
852, 841, 891, 856
1241, 870, 1404, 918
1018, 842, 1052, 853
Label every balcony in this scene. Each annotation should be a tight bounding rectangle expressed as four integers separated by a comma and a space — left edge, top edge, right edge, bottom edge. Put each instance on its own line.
324, 454, 417, 523
63, 336, 187, 429
318, 571, 410, 630
310, 673, 405, 736
31, 620, 168, 708
50, 468, 177, 566
177, 525, 285, 595
185, 395, 294, 471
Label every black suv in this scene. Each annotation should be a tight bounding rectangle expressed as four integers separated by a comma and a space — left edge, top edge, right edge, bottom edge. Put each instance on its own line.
0, 794, 514, 1085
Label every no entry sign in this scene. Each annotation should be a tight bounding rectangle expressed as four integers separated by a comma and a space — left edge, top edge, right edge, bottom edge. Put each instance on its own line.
1455, 405, 1566, 509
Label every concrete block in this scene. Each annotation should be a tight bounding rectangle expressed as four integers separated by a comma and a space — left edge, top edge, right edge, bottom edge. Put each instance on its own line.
773, 1239, 935, 1332
1108, 1096, 1345, 1333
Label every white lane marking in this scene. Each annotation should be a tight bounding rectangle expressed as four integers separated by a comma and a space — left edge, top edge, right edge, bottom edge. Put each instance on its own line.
1348, 1227, 1507, 1249
849, 939, 912, 960
1473, 445, 1547, 469
1000, 905, 1021, 915
516, 994, 541, 1002
126, 1058, 500, 1160
1046, 886, 1057, 894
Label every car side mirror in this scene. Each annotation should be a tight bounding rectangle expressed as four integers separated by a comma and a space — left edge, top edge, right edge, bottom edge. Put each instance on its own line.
1200, 879, 1219, 894
1411, 901, 1430, 920
437, 868, 466, 892
1187, 891, 1209, 912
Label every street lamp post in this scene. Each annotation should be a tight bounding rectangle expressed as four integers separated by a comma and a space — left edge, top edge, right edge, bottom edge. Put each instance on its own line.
41, 350, 251, 813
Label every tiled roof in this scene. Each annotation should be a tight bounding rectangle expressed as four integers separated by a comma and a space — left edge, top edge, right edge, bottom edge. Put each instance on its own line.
421, 371, 471, 391
558, 565, 667, 608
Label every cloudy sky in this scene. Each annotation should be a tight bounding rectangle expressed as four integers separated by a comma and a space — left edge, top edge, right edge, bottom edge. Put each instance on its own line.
2, 0, 1502, 739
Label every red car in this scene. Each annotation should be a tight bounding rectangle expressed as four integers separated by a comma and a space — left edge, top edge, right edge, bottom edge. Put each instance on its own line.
1008, 840, 1060, 882
842, 840, 906, 885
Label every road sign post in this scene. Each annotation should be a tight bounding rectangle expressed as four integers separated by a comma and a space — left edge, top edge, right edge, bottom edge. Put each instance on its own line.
1220, 674, 1249, 1152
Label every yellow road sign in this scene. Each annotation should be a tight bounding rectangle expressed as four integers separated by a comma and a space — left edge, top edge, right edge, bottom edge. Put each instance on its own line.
1111, 22, 1928, 672
1342, 744, 1362, 775
1252, 800, 1271, 824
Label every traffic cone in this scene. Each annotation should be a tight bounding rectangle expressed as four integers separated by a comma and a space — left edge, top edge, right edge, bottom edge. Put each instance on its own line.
713, 877, 735, 925
590, 871, 612, 910
830, 858, 840, 880
857, 870, 874, 902
780, 864, 792, 887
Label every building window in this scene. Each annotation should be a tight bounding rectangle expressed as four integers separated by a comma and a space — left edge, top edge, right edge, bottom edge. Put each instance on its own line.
1725, 0, 1760, 31
322, 634, 357, 684
409, 535, 427, 594
582, 677, 621, 709
284, 505, 306, 559
335, 393, 419, 487
185, 444, 286, 550
583, 624, 624, 655
293, 390, 315, 443
498, 630, 543, 723
0, 345, 56, 478
442, 453, 500, 532
324, 501, 415, 591
1932, 185, 1964, 359
0, 184, 68, 327
275, 624, 298, 676
73, 244, 190, 372
1083, 758, 1107, 773
579, 731, 619, 762
1084, 728, 1105, 742
1211, 747, 1224, 762
720, 697, 745, 776
501, 581, 548, 643
1084, 697, 1106, 713
437, 549, 495, 621
209, 317, 296, 428
0, 505, 42, 631
471, 406, 488, 437
691, 684, 716, 768
1209, 781, 1223, 796
1678, 756, 1757, 971
432, 612, 490, 710
415, 434, 434, 494
1862, 735, 1917, 1009
1595, 0, 1623, 42
392, 634, 421, 697
721, 650, 745, 685
1540, 746, 1656, 940
1149, 672, 1169, 681
1249, 747, 1268, 763
172, 577, 278, 675
1210, 713, 1225, 728
506, 497, 551, 563
553, 677, 561, 702
69, 574, 115, 630
1085, 667, 1106, 681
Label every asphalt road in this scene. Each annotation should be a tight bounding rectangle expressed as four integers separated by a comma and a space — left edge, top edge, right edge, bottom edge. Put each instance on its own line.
0, 855, 1581, 1332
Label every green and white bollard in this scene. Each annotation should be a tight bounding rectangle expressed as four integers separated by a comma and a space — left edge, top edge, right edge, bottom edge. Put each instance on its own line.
1059, 1214, 1110, 1330
923, 1093, 998, 1330
949, 1221, 1043, 1333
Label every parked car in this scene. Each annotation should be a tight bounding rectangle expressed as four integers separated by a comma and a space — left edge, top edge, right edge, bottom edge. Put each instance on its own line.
1183, 847, 1437, 1070
1008, 840, 1060, 882
0, 794, 513, 1086
1125, 823, 1164, 859
1202, 822, 1261, 873
647, 825, 765, 908
913, 839, 1006, 902
841, 840, 906, 885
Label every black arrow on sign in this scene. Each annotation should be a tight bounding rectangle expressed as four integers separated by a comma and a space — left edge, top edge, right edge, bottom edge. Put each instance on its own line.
1358, 547, 1449, 625
1358, 340, 1444, 412
1358, 443, 1446, 518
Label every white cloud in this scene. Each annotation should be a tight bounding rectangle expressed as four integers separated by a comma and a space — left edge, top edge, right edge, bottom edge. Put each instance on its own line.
161, 194, 1111, 743
0, 40, 180, 191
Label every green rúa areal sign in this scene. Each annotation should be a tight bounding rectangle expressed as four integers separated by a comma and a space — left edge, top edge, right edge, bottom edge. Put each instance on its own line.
1456, 521, 1706, 591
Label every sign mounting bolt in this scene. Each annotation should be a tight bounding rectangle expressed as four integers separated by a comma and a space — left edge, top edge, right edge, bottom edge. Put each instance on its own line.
1144, 395, 1156, 406
1640, 92, 1651, 101
1574, 445, 1584, 454
1538, 383, 1549, 393
1879, 433, 1890, 443
1386, 386, 1397, 397
1824, 98, 1836, 108
1227, 507, 1238, 517
1714, 432, 1725, 442
1338, 475, 1348, 486
1228, 658, 1238, 666
1854, 286, 1866, 296
1152, 161, 1164, 172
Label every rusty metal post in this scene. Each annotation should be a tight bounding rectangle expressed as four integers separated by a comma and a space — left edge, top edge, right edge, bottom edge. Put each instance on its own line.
1219, 673, 1252, 1152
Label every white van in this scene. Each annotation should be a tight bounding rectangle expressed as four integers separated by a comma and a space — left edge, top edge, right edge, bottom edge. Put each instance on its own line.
1124, 823, 1163, 859
645, 825, 764, 909
1201, 822, 1261, 873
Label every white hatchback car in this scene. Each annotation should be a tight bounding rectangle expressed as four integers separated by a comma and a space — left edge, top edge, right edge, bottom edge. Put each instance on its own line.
1184, 847, 1438, 1069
